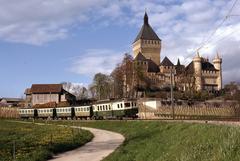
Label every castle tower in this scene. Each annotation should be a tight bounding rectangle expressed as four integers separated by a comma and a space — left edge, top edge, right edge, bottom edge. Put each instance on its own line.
132, 12, 161, 65
213, 53, 222, 90
193, 52, 202, 91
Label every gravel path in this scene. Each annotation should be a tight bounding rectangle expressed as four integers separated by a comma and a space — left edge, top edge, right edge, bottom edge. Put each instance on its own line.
48, 127, 124, 161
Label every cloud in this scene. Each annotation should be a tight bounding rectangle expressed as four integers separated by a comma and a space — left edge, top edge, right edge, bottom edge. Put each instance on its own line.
1, 0, 240, 84
68, 49, 123, 76
0, 0, 106, 45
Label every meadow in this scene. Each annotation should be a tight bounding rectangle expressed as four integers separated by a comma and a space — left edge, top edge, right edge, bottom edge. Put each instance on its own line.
50, 120, 240, 161
0, 120, 93, 161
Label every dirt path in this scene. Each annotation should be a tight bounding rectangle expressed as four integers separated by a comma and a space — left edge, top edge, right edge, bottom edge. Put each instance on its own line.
48, 127, 124, 161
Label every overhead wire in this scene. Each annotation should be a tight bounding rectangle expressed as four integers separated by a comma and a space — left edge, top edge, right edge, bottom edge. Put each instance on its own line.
181, 0, 239, 65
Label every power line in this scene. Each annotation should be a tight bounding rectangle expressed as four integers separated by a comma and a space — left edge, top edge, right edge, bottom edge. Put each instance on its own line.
205, 27, 240, 47
195, 0, 239, 52
184, 0, 240, 63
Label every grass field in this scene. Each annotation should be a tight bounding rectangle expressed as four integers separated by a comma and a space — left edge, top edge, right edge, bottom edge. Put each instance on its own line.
0, 120, 93, 161
49, 120, 240, 161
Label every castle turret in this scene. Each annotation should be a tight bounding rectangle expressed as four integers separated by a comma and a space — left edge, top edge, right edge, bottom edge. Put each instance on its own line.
213, 53, 222, 90
193, 52, 202, 91
132, 12, 161, 65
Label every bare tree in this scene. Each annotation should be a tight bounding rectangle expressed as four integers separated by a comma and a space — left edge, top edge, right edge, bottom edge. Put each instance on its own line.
61, 82, 89, 100
90, 73, 112, 100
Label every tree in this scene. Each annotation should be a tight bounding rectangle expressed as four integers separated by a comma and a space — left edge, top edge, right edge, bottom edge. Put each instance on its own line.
121, 53, 134, 98
90, 73, 113, 100
61, 82, 89, 100
111, 64, 124, 99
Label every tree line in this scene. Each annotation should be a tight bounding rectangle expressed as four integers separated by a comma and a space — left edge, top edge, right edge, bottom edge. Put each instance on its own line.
62, 53, 151, 100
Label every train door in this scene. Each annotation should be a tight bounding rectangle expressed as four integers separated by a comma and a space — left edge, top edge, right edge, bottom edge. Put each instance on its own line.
71, 107, 75, 119
53, 108, 57, 119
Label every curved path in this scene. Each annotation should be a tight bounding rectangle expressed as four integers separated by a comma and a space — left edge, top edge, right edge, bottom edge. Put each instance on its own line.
48, 127, 124, 161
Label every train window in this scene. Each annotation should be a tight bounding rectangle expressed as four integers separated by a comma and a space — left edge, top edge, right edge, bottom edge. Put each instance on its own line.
117, 104, 120, 108
103, 106, 105, 111
97, 106, 99, 111
131, 102, 134, 107
50, 109, 53, 112
135, 102, 137, 106
121, 103, 123, 108
87, 107, 89, 111
125, 103, 131, 107
68, 108, 71, 112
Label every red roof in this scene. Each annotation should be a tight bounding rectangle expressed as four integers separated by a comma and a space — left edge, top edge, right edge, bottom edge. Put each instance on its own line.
31, 84, 63, 94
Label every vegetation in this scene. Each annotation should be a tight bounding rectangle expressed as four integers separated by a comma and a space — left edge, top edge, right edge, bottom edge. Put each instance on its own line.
153, 105, 240, 119
50, 120, 240, 161
224, 82, 240, 102
0, 120, 93, 161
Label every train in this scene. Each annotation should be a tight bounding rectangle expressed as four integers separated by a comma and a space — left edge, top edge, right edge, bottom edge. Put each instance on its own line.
19, 99, 138, 120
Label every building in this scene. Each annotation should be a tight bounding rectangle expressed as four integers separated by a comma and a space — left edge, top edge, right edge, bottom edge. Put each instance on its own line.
131, 12, 222, 93
0, 97, 24, 107
25, 84, 76, 106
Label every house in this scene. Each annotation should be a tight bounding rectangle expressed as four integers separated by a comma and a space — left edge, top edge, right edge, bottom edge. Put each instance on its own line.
0, 97, 24, 107
25, 84, 76, 106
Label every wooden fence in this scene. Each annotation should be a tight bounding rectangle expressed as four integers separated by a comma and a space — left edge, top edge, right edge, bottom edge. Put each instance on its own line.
0, 107, 19, 118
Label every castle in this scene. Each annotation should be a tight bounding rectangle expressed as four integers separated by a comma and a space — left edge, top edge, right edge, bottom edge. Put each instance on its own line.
131, 12, 222, 92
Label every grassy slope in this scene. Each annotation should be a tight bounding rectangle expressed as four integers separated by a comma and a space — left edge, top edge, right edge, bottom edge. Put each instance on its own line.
52, 120, 240, 161
0, 120, 93, 161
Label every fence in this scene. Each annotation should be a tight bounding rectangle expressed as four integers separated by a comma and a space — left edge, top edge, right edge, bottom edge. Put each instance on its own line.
138, 103, 240, 120
0, 107, 19, 118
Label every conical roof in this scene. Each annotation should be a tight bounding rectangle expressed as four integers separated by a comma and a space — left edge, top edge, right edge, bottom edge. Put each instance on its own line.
133, 12, 161, 43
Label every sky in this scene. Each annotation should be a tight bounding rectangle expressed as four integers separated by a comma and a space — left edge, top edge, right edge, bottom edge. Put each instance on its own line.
0, 0, 240, 97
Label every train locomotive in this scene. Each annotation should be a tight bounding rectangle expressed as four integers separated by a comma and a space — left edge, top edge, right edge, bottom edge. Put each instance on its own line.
19, 99, 138, 120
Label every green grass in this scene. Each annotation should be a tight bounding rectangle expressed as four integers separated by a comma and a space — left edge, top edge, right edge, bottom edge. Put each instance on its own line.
0, 120, 93, 161
49, 120, 240, 161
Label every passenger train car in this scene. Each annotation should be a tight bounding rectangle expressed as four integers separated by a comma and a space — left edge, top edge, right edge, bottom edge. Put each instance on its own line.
93, 99, 138, 119
19, 99, 138, 120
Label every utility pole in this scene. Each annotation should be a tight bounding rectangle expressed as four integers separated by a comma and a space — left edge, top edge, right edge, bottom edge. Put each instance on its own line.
170, 68, 175, 120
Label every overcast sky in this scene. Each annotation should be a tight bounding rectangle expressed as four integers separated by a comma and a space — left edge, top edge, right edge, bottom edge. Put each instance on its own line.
0, 0, 240, 97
